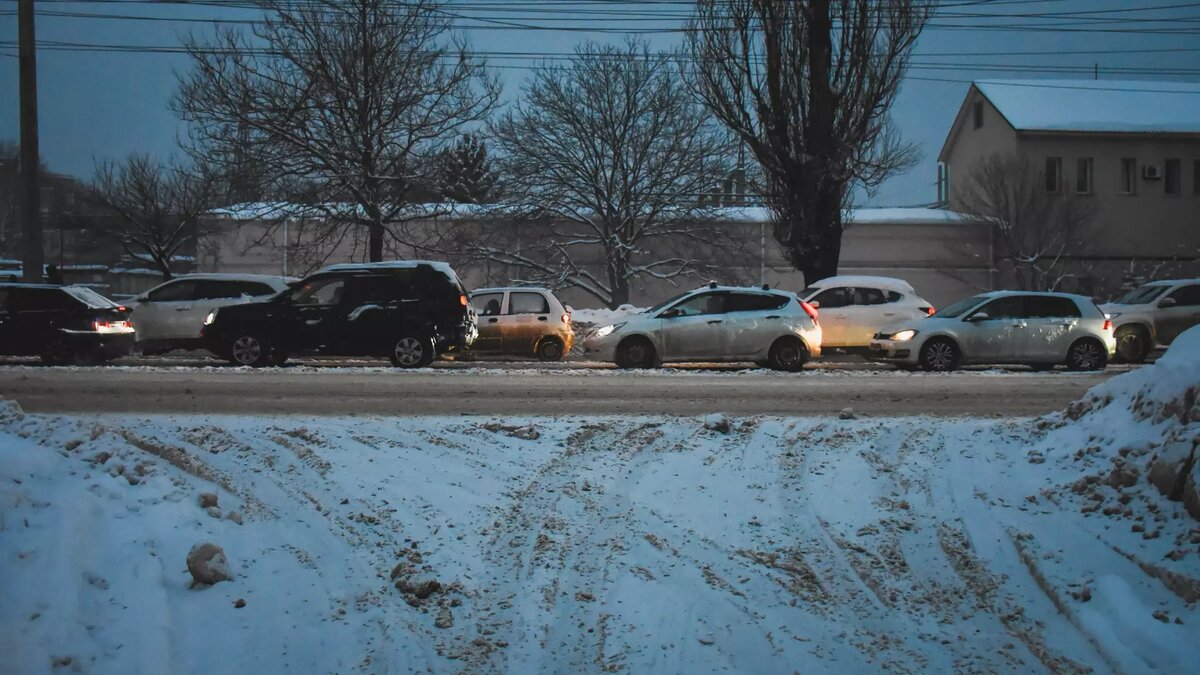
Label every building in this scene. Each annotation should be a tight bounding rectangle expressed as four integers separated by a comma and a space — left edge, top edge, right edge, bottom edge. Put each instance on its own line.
938, 79, 1200, 296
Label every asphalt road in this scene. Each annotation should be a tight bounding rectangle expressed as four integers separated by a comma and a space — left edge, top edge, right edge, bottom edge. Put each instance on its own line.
0, 359, 1123, 417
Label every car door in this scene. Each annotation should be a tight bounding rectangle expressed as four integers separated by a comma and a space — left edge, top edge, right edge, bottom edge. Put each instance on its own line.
839, 287, 894, 348
503, 291, 552, 354
338, 274, 395, 355
807, 287, 852, 347
960, 296, 1027, 363
658, 292, 729, 360
1156, 283, 1200, 344
470, 292, 505, 352
177, 280, 238, 340
280, 275, 348, 352
723, 292, 790, 358
132, 279, 196, 341
1022, 296, 1082, 362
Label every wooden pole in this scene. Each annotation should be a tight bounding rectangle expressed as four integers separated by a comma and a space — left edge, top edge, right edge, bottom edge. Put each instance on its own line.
18, 0, 43, 282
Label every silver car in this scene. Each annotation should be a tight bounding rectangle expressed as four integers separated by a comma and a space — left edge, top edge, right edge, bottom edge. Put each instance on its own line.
582, 284, 822, 371
869, 291, 1115, 371
1100, 279, 1200, 363
130, 273, 294, 354
800, 275, 935, 350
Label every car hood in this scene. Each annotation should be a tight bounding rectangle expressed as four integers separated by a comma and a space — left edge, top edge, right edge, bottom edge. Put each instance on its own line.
1099, 302, 1152, 314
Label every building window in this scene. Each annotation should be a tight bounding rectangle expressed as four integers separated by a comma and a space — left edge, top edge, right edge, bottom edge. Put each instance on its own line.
1045, 157, 1062, 193
937, 163, 948, 203
1120, 158, 1137, 194
1165, 158, 1181, 195
1075, 158, 1093, 195
972, 100, 984, 130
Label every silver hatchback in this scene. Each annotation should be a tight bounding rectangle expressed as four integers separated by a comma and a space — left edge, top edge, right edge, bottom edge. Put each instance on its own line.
582, 285, 822, 371
869, 291, 1115, 371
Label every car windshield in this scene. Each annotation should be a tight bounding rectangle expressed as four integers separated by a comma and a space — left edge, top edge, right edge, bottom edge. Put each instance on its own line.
645, 291, 692, 315
63, 286, 119, 309
799, 286, 822, 299
931, 294, 987, 319
1113, 284, 1170, 305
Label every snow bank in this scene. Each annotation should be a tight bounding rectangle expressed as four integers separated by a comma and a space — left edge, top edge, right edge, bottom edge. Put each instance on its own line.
569, 304, 643, 327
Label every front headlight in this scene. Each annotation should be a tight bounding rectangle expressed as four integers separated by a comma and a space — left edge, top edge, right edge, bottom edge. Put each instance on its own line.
594, 322, 625, 338
888, 329, 918, 341
204, 309, 218, 326
1105, 312, 1121, 319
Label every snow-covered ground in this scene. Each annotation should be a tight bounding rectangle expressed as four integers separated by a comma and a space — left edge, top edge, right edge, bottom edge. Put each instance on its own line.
2, 332, 1197, 673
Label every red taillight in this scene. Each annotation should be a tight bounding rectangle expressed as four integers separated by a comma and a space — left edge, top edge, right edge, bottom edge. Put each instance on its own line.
800, 300, 819, 323
1103, 319, 1112, 332
93, 320, 133, 334
561, 313, 571, 324
925, 306, 936, 316
459, 293, 468, 307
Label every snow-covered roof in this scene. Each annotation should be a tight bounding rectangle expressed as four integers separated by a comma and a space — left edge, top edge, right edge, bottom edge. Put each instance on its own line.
975, 79, 1200, 133
471, 286, 554, 294
802, 275, 916, 293
174, 273, 296, 285
718, 206, 976, 226
210, 201, 492, 221
129, 253, 196, 263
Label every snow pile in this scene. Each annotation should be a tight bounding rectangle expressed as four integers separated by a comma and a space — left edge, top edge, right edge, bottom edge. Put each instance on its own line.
569, 304, 643, 328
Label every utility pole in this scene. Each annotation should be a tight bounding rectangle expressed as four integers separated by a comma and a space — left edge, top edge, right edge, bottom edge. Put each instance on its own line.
18, 0, 43, 282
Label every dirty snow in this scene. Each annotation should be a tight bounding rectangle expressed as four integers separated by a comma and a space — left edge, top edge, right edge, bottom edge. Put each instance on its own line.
1, 332, 1197, 673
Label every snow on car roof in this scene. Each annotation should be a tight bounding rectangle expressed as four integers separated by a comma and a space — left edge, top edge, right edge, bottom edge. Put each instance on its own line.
471, 287, 555, 294
171, 273, 295, 284
802, 275, 916, 292
319, 260, 460, 278
975, 79, 1200, 133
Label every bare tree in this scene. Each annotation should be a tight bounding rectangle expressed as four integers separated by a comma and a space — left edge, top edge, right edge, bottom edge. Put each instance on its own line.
88, 155, 218, 280
175, 0, 500, 264
687, 0, 933, 284
474, 40, 738, 309
958, 153, 1095, 291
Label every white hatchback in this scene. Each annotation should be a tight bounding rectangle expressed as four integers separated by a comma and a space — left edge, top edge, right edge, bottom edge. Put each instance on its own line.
130, 273, 294, 354
582, 284, 822, 371
800, 275, 934, 350
869, 291, 1115, 371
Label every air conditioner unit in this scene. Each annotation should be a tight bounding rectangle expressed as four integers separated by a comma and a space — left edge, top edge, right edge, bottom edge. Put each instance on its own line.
1142, 165, 1162, 180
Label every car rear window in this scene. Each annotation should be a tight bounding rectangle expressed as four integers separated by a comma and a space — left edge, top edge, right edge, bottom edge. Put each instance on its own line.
64, 286, 119, 309
509, 292, 550, 315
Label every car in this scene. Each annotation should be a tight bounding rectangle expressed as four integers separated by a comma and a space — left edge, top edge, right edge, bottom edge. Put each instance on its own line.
200, 260, 477, 367
582, 284, 822, 371
869, 291, 1115, 372
0, 283, 134, 364
469, 287, 573, 360
130, 273, 295, 354
800, 275, 934, 351
1100, 279, 1200, 363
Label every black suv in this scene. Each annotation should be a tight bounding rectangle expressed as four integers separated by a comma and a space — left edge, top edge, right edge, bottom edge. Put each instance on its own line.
0, 283, 135, 364
201, 261, 478, 367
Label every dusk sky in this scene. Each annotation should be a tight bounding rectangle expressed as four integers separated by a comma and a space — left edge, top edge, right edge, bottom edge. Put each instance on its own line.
3, 1, 1199, 207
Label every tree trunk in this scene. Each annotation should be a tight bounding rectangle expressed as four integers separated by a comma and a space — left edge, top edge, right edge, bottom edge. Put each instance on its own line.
369, 221, 384, 262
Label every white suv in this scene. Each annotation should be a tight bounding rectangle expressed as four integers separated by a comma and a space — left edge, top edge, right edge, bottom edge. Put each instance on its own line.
1100, 279, 1200, 363
131, 273, 294, 354
582, 284, 822, 371
800, 275, 934, 350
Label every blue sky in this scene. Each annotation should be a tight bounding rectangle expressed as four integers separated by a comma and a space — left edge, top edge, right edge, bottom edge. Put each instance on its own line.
2, 1, 1199, 206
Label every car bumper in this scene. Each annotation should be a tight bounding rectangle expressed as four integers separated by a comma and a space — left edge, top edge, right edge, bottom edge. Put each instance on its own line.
867, 339, 917, 364
435, 322, 477, 353
581, 335, 618, 362
65, 331, 135, 359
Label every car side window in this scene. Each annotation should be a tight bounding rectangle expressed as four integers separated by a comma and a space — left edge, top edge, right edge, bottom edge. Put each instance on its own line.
810, 287, 851, 309
472, 293, 504, 316
1024, 296, 1081, 318
670, 292, 726, 317
886, 291, 903, 303
854, 288, 887, 306
192, 281, 231, 300
290, 276, 346, 306
147, 280, 197, 302
973, 296, 1024, 319
345, 275, 395, 304
1166, 284, 1200, 307
726, 292, 788, 313
509, 292, 550, 315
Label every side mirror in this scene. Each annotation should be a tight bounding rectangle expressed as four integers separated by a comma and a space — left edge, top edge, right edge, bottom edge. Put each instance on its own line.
808, 300, 821, 310
1159, 297, 1178, 308
966, 312, 990, 322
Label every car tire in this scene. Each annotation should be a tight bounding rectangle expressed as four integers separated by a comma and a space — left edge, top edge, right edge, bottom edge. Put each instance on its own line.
615, 337, 656, 369
1066, 338, 1107, 371
227, 334, 272, 367
920, 338, 961, 372
537, 337, 565, 361
767, 337, 809, 372
390, 333, 434, 368
1113, 325, 1150, 364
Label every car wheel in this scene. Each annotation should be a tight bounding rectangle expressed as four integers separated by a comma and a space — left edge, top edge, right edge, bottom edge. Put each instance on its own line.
767, 337, 809, 372
615, 337, 656, 369
1114, 325, 1150, 363
228, 334, 271, 367
390, 334, 434, 368
1066, 338, 1107, 371
40, 339, 76, 365
537, 337, 565, 361
920, 338, 960, 372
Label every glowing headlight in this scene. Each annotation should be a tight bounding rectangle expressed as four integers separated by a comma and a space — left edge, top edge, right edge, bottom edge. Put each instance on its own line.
1105, 312, 1120, 319
594, 322, 625, 338
204, 310, 218, 325
889, 329, 918, 341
